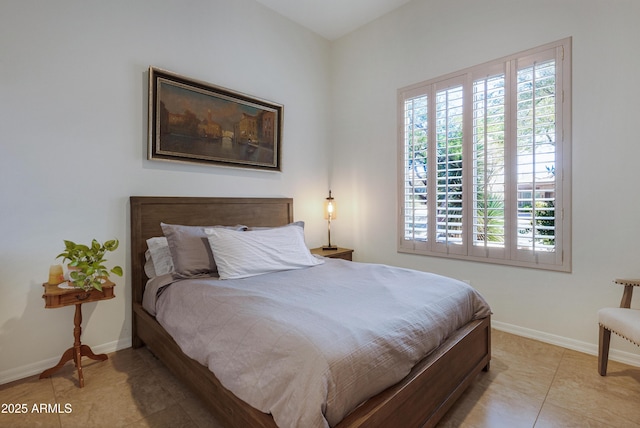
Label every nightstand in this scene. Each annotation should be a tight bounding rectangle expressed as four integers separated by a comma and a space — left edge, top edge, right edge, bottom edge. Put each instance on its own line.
310, 247, 354, 261
39, 280, 115, 387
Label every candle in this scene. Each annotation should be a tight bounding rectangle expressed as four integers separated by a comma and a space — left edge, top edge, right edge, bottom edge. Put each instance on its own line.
48, 264, 64, 285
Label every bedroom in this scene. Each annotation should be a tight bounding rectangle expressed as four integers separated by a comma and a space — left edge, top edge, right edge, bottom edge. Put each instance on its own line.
1, 0, 639, 426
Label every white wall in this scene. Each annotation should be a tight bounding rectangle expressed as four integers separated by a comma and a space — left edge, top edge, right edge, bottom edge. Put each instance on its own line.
0, 0, 331, 382
330, 0, 640, 362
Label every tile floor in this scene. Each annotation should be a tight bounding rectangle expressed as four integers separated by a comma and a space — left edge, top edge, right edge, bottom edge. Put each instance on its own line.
1, 330, 639, 427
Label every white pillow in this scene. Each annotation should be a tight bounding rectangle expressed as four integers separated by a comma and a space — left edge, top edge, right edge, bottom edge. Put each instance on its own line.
207, 224, 323, 279
144, 250, 157, 278
145, 237, 174, 277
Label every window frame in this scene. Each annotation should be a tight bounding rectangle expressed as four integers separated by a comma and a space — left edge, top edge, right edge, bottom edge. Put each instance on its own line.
397, 38, 571, 272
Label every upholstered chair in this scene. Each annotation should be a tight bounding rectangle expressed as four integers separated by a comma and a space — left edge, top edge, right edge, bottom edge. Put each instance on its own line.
598, 278, 640, 375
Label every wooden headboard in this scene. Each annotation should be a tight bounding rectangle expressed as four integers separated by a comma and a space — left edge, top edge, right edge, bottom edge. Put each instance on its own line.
129, 196, 294, 306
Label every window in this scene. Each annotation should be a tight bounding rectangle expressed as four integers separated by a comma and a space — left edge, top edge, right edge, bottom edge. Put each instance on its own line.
398, 38, 571, 271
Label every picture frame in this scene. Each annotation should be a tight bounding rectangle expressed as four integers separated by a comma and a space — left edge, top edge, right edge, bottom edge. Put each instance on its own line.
148, 67, 283, 171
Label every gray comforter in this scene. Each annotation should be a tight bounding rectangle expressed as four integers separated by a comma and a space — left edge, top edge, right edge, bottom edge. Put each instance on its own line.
143, 259, 490, 427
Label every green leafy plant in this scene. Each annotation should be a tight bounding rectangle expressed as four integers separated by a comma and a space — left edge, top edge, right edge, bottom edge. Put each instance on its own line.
56, 239, 123, 291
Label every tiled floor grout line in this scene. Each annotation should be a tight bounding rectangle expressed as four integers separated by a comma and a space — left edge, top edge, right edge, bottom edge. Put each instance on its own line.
52, 377, 64, 428
531, 347, 566, 427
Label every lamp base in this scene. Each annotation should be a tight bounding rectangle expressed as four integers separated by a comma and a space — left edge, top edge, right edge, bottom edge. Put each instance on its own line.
322, 245, 338, 250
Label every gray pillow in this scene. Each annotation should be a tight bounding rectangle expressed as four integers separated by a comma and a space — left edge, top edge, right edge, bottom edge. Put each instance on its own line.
161, 223, 246, 278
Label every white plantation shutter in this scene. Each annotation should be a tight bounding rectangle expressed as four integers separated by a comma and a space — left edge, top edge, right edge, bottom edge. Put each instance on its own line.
513, 55, 562, 266
398, 38, 571, 271
471, 71, 507, 259
402, 94, 429, 247
434, 83, 465, 255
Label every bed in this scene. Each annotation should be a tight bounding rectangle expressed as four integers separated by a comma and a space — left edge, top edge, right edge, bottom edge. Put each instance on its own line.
130, 196, 491, 428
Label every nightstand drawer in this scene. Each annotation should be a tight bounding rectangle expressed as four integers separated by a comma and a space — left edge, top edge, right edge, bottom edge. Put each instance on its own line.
42, 282, 115, 309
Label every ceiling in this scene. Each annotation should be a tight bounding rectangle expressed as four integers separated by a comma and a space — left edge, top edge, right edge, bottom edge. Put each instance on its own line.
254, 0, 412, 40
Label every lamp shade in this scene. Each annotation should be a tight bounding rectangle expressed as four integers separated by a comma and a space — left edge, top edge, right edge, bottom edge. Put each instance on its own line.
324, 191, 336, 220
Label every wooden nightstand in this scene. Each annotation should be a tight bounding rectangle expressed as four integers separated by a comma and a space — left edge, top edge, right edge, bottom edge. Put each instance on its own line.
310, 247, 354, 261
39, 280, 115, 387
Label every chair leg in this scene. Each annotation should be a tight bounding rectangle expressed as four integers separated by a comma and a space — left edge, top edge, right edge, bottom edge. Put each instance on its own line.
598, 325, 611, 376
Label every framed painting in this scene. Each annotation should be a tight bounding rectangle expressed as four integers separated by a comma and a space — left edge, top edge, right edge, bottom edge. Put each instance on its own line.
148, 67, 283, 171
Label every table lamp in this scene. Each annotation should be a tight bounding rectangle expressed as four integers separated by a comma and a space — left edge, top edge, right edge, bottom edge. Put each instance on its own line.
323, 190, 337, 250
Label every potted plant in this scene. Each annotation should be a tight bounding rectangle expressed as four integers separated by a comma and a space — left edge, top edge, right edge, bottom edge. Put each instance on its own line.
57, 239, 123, 291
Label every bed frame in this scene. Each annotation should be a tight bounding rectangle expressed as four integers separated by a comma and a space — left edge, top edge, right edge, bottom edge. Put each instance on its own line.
130, 196, 491, 428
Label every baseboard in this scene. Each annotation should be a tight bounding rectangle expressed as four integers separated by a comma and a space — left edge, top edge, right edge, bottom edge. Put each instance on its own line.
493, 320, 640, 368
0, 337, 131, 385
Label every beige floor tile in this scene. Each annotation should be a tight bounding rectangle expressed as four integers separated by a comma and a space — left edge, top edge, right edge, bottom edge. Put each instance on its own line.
482, 348, 558, 400
146, 353, 198, 403
438, 361, 544, 428
124, 403, 198, 428
46, 350, 180, 428
535, 402, 615, 428
545, 350, 640, 427
178, 397, 227, 428
0, 375, 61, 428
492, 329, 566, 369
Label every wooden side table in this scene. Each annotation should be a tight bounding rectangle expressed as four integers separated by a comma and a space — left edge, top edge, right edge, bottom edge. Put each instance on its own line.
310, 247, 354, 261
39, 280, 115, 387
